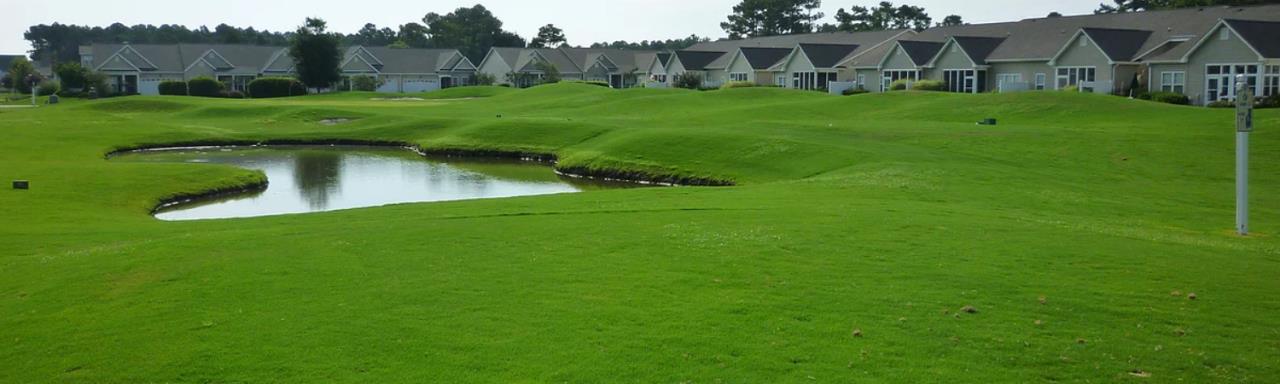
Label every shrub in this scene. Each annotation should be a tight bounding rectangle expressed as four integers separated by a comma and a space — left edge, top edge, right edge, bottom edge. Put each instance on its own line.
84, 72, 110, 98
223, 90, 246, 99
913, 80, 945, 91
889, 79, 910, 91
248, 77, 306, 98
1257, 94, 1279, 109
350, 75, 383, 92
574, 80, 610, 87
842, 87, 870, 96
473, 73, 496, 86
54, 63, 88, 90
721, 81, 756, 89
36, 80, 59, 96
1207, 100, 1234, 108
1146, 91, 1189, 105
1060, 85, 1079, 93
187, 77, 224, 97
158, 81, 188, 96
673, 72, 702, 90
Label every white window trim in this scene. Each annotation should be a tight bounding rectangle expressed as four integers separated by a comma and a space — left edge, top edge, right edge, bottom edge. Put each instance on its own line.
729, 72, 749, 82
1160, 71, 1186, 94
1055, 66, 1097, 91
1205, 63, 1262, 102
942, 69, 979, 93
1034, 73, 1047, 90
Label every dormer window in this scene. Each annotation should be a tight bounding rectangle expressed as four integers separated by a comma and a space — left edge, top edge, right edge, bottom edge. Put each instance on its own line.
1220, 27, 1230, 41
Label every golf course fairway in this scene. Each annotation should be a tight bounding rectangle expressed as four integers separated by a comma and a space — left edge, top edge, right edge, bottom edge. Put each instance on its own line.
1, 83, 1277, 382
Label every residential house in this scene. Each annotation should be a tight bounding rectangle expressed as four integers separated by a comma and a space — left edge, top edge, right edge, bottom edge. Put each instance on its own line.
79, 43, 475, 95
676, 29, 912, 90
837, 4, 1280, 104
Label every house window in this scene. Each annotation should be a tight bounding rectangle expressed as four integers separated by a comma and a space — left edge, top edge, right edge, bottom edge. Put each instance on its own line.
776, 75, 787, 87
996, 73, 1023, 93
1220, 28, 1230, 41
1206, 64, 1259, 102
1160, 71, 1186, 94
1056, 67, 1096, 92
730, 73, 749, 82
857, 74, 866, 88
793, 72, 833, 90
1034, 73, 1047, 90
881, 70, 919, 91
943, 70, 978, 93
1265, 65, 1280, 97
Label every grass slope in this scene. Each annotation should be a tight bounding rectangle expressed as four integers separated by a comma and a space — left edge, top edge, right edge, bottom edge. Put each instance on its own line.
1, 83, 1278, 383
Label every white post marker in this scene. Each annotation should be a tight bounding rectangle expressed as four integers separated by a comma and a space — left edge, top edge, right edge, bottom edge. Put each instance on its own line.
1235, 74, 1253, 236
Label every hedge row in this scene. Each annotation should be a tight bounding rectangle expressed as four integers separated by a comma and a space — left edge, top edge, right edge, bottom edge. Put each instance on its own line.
155, 77, 306, 98
248, 77, 306, 98
158, 81, 187, 96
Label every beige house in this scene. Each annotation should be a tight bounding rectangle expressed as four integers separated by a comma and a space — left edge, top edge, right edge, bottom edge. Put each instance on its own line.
834, 4, 1280, 104
80, 43, 475, 95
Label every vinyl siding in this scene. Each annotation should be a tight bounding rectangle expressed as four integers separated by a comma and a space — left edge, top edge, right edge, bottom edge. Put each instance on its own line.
1183, 25, 1265, 104
726, 53, 756, 83
881, 46, 917, 71
1055, 34, 1114, 93
989, 62, 1055, 92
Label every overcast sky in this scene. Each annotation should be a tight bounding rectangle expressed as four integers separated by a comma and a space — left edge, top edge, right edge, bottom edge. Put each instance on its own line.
1, 0, 1099, 55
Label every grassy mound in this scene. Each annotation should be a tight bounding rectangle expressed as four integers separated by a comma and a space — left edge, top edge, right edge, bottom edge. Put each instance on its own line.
0, 82, 1277, 382
84, 98, 193, 113
418, 85, 516, 99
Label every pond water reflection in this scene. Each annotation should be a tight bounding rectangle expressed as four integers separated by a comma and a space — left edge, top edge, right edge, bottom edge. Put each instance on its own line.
115, 146, 636, 221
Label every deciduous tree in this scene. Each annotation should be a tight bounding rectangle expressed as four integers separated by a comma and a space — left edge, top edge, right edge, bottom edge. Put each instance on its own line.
423, 5, 526, 61
288, 18, 342, 91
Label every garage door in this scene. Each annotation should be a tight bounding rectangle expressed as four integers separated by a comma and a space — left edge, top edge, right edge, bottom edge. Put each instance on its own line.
403, 79, 440, 93
138, 78, 162, 95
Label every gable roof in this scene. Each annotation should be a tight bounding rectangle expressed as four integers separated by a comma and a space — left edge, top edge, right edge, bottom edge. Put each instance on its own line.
83, 43, 467, 75
798, 44, 860, 68
1080, 28, 1153, 62
689, 29, 912, 71
738, 47, 793, 69
657, 53, 673, 67
673, 51, 726, 71
907, 4, 1280, 62
950, 36, 1006, 65
897, 41, 945, 66
1223, 19, 1280, 58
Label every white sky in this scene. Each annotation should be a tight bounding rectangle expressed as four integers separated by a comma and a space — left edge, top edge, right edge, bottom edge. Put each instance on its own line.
1, 0, 1099, 55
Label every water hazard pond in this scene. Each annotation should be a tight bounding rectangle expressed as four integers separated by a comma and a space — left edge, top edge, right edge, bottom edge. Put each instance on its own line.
114, 146, 638, 221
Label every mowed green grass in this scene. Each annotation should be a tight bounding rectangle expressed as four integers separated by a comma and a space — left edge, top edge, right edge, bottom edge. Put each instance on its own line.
1, 83, 1278, 383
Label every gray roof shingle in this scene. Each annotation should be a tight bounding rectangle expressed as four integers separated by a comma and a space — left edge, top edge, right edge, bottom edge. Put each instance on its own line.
799, 44, 860, 68
674, 51, 727, 71
1224, 19, 1280, 58
951, 36, 1006, 65
897, 41, 945, 66
739, 47, 793, 69
1080, 28, 1153, 62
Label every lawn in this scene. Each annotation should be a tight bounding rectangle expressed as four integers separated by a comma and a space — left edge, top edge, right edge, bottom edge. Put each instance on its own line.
0, 83, 1277, 383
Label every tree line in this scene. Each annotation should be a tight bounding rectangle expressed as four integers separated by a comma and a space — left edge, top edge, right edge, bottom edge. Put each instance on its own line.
21, 0, 1280, 71
1095, 0, 1280, 13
